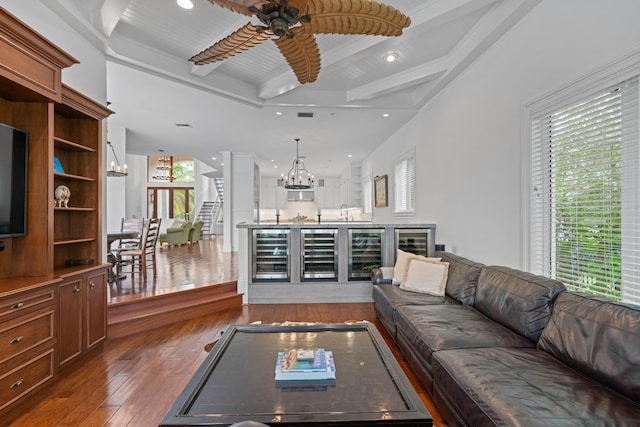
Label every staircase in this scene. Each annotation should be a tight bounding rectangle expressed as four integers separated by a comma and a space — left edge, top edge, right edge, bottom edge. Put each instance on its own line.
196, 200, 220, 235
214, 177, 224, 203
196, 178, 224, 235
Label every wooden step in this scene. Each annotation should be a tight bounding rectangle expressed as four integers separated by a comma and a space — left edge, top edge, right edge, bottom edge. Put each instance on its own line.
107, 281, 242, 339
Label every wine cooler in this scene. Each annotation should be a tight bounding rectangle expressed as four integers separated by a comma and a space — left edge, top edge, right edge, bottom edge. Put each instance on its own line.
252, 229, 290, 280
349, 229, 383, 280
301, 229, 338, 280
395, 228, 433, 257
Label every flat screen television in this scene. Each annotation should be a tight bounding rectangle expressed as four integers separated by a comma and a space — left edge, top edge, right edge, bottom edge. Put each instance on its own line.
0, 123, 28, 238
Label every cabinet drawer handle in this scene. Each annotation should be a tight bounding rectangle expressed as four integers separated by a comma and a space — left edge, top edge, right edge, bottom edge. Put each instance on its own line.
89, 280, 95, 289
74, 286, 81, 294
11, 302, 24, 309
10, 379, 24, 389
10, 336, 24, 344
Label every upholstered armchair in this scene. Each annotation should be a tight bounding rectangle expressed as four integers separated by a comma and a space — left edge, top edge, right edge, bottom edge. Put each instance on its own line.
189, 220, 204, 243
159, 221, 192, 246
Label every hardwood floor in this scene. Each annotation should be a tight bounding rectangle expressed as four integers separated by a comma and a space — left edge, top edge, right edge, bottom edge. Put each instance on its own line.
108, 235, 237, 305
7, 237, 445, 427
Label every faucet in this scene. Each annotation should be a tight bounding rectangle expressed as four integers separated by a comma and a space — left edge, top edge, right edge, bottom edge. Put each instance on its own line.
340, 204, 349, 222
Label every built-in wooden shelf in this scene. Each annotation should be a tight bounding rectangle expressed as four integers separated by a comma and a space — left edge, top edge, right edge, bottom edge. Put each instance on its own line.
53, 238, 97, 246
54, 207, 95, 212
54, 137, 95, 152
54, 172, 96, 182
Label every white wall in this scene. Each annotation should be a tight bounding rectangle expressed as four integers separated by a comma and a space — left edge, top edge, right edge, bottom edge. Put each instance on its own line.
227, 153, 255, 251
106, 121, 127, 232
0, 0, 107, 103
363, 0, 640, 267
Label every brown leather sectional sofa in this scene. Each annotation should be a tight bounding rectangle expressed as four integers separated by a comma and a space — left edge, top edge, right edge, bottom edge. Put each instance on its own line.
371, 252, 640, 426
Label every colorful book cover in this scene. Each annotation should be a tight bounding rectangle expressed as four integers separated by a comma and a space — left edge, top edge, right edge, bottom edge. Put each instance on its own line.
275, 350, 335, 381
53, 155, 65, 174
280, 348, 327, 372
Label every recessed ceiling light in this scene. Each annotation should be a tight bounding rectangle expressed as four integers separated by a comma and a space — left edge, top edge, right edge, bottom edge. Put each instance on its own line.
211, 157, 217, 160
348, 154, 353, 158
276, 111, 283, 116
177, 0, 194, 9
383, 113, 390, 118
383, 52, 399, 63
220, 163, 224, 166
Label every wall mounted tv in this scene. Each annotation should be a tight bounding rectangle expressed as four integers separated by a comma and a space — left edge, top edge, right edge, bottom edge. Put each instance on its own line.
0, 123, 28, 238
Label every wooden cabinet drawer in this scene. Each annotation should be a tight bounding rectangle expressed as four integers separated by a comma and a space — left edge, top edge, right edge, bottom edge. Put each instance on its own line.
0, 287, 55, 321
0, 308, 55, 364
0, 348, 55, 412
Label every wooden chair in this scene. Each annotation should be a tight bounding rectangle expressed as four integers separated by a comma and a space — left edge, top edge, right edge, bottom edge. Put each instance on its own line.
119, 217, 145, 249
116, 218, 162, 280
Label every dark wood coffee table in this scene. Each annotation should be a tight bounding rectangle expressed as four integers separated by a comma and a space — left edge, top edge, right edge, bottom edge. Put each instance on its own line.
160, 323, 432, 426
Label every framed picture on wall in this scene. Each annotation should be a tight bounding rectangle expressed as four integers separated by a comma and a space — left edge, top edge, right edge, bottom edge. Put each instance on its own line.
374, 175, 388, 207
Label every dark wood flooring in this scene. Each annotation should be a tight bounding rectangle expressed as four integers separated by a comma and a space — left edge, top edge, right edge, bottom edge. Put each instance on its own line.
108, 235, 238, 305
8, 237, 445, 427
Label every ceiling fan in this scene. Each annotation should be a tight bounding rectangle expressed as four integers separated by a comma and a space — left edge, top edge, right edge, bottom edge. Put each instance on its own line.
189, 0, 411, 84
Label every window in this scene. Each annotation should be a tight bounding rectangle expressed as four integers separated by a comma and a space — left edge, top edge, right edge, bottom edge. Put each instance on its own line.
527, 75, 639, 305
148, 156, 195, 183
394, 148, 415, 214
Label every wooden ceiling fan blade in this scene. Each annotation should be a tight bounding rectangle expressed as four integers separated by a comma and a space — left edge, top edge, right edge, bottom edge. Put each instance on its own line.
190, 23, 273, 65
207, 0, 268, 16
286, 0, 312, 14
304, 0, 411, 37
274, 27, 320, 84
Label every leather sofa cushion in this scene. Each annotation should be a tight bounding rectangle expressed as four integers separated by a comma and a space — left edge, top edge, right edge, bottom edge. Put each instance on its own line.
433, 347, 640, 426
395, 304, 534, 367
373, 283, 455, 310
372, 283, 455, 341
437, 251, 484, 305
474, 266, 565, 343
538, 291, 640, 402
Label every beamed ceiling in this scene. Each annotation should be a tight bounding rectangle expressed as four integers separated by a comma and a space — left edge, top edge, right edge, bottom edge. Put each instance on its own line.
44, 0, 540, 177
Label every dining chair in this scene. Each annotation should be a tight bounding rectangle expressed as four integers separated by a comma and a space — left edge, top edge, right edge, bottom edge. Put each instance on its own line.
119, 217, 145, 249
116, 218, 161, 280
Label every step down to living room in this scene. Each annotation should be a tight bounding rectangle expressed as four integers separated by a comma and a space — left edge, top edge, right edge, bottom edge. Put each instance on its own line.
108, 281, 243, 339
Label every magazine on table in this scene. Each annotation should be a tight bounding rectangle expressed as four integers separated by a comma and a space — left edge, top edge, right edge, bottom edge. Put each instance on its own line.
275, 348, 336, 381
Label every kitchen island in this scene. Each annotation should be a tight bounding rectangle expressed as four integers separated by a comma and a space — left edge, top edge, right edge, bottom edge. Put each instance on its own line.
237, 222, 436, 303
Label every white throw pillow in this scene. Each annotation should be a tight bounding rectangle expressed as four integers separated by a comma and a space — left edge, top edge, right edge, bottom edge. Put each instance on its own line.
400, 258, 449, 296
392, 249, 441, 285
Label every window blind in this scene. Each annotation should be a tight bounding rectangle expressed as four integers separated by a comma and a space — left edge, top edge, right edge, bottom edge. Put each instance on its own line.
394, 149, 415, 213
530, 78, 640, 305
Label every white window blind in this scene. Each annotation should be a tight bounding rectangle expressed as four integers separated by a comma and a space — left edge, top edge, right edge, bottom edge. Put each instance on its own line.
529, 77, 640, 305
394, 148, 415, 213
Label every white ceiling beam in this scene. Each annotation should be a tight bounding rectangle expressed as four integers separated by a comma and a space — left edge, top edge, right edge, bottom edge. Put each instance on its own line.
43, 0, 109, 52
257, 0, 499, 100
347, 61, 447, 101
413, 0, 542, 108
100, 0, 133, 37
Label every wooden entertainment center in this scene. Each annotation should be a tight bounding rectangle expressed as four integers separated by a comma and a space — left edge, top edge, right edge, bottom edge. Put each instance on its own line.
0, 8, 112, 421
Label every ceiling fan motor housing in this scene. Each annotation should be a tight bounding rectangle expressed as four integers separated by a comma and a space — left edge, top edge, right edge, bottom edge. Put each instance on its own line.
251, 0, 311, 38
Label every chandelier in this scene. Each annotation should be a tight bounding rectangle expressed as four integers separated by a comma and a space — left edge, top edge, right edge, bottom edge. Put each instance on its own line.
107, 141, 128, 177
152, 156, 175, 181
282, 138, 314, 189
